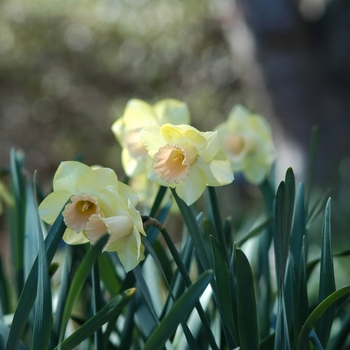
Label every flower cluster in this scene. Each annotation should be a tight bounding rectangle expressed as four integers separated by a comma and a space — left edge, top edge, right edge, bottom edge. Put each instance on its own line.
38, 99, 276, 273
39, 161, 145, 272
112, 98, 190, 177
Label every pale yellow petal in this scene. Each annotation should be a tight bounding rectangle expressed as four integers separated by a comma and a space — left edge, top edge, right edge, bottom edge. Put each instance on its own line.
122, 99, 157, 129
63, 227, 89, 245
77, 167, 119, 193
38, 190, 71, 224
140, 125, 166, 157
53, 161, 91, 192
153, 99, 190, 125
160, 123, 185, 144
121, 148, 146, 177
196, 151, 234, 186
175, 165, 207, 205
196, 131, 220, 162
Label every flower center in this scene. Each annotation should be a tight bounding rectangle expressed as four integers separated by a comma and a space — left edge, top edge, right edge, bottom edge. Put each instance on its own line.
63, 194, 101, 232
224, 134, 257, 156
154, 144, 196, 184
124, 129, 148, 159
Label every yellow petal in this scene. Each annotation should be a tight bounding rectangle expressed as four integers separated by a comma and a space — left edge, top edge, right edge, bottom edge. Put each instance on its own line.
63, 227, 89, 245
140, 124, 166, 157
153, 99, 190, 125
121, 147, 146, 177
121, 99, 157, 129
77, 167, 119, 193
175, 165, 207, 205
53, 161, 91, 192
38, 190, 72, 224
160, 123, 185, 144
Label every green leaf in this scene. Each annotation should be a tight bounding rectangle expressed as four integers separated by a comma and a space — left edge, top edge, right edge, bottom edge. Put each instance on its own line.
210, 237, 235, 340
297, 285, 350, 350
143, 270, 214, 350
9, 149, 26, 295
0, 320, 27, 350
58, 234, 109, 344
235, 248, 259, 350
0, 255, 11, 315
98, 253, 121, 297
274, 168, 295, 286
315, 198, 335, 347
207, 187, 229, 263
171, 189, 211, 270
55, 288, 136, 350
31, 175, 52, 350
6, 209, 66, 350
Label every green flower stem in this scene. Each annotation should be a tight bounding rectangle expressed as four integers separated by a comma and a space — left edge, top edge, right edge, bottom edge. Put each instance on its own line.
207, 186, 229, 263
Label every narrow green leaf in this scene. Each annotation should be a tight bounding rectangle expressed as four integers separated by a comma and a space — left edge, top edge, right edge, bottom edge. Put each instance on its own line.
210, 237, 235, 337
274, 168, 295, 285
235, 248, 259, 350
297, 285, 350, 350
0, 255, 11, 315
98, 253, 121, 297
31, 175, 52, 350
274, 290, 291, 350
159, 227, 220, 350
171, 189, 211, 270
306, 125, 319, 208
91, 257, 103, 350
6, 210, 66, 350
0, 320, 27, 350
207, 187, 229, 263
9, 149, 26, 295
55, 288, 136, 350
58, 235, 109, 345
143, 270, 214, 350
149, 185, 168, 218
291, 183, 306, 266
315, 198, 335, 347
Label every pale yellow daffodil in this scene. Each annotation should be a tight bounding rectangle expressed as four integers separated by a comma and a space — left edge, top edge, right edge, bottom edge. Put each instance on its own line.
38, 161, 145, 272
111, 98, 190, 177
215, 105, 276, 184
140, 123, 234, 205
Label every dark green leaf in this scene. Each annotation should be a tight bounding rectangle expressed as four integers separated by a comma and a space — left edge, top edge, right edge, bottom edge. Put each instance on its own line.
297, 285, 350, 350
58, 234, 109, 343
143, 270, 213, 350
56, 288, 136, 350
235, 248, 259, 350
6, 210, 66, 350
315, 198, 335, 347
31, 174, 52, 350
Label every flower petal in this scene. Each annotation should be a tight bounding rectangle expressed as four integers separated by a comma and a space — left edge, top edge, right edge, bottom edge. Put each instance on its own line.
175, 165, 207, 205
153, 99, 190, 125
159, 123, 185, 144
121, 148, 146, 177
77, 167, 119, 193
63, 227, 89, 245
38, 190, 72, 224
140, 124, 166, 157
196, 150, 234, 186
53, 161, 91, 192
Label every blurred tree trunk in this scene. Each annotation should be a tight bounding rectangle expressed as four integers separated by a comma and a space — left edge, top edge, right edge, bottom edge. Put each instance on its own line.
220, 0, 350, 187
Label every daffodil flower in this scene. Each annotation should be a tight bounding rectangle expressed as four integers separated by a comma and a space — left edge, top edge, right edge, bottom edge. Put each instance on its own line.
111, 98, 190, 177
38, 161, 145, 271
215, 105, 276, 184
140, 123, 234, 205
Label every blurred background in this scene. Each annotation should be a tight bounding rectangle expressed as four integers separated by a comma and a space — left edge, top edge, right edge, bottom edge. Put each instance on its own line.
1, 0, 350, 241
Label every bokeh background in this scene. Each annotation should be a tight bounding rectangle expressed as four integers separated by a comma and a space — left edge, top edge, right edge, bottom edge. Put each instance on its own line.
1, 0, 350, 241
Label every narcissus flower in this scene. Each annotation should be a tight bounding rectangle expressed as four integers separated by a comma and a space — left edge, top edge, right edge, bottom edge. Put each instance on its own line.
215, 105, 276, 184
38, 161, 145, 271
140, 123, 234, 205
111, 98, 190, 177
